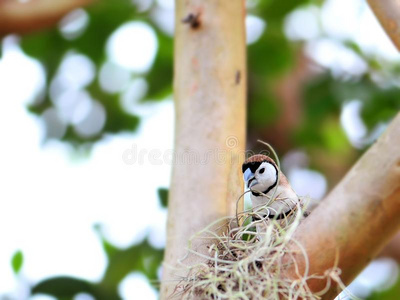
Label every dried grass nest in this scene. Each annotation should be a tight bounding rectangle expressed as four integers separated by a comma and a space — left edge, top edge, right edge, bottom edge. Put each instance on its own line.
170, 197, 352, 300
169, 143, 353, 300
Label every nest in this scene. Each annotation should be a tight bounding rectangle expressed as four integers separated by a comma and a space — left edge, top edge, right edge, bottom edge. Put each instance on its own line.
170, 198, 350, 300
168, 144, 353, 299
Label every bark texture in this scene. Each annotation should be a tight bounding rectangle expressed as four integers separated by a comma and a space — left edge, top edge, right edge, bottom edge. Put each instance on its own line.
284, 113, 400, 298
161, 0, 246, 298
368, 0, 400, 51
0, 0, 93, 35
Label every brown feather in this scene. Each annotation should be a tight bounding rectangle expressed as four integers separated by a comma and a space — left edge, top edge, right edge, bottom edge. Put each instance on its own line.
243, 154, 277, 166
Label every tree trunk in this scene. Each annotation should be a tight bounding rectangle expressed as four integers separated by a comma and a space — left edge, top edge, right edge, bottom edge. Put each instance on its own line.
161, 0, 246, 298
284, 113, 400, 299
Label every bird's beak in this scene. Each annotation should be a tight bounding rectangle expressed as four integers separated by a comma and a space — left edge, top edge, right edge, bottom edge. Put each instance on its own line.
248, 178, 258, 188
244, 169, 253, 182
244, 169, 257, 188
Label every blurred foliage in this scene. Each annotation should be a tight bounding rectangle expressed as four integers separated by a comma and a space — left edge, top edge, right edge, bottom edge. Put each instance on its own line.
26, 186, 165, 299
32, 235, 163, 299
11, 250, 23, 275
368, 278, 400, 300
157, 188, 169, 208
1, 0, 399, 298
21, 0, 173, 145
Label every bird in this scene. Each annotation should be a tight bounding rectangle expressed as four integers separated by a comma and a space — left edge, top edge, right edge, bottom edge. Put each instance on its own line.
242, 154, 304, 222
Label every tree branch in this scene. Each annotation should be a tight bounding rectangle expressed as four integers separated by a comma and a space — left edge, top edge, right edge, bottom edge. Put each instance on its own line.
284, 113, 400, 298
379, 231, 400, 262
0, 0, 93, 35
160, 0, 246, 298
367, 0, 400, 51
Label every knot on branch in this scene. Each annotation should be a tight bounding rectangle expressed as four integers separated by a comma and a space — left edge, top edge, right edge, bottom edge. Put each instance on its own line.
182, 13, 201, 29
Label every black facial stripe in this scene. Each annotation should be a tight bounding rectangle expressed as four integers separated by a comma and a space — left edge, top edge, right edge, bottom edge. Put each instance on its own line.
242, 161, 262, 173
242, 159, 277, 173
250, 162, 278, 196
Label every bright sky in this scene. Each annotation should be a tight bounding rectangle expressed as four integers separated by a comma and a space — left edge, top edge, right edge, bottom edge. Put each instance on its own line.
0, 0, 399, 299
0, 36, 173, 299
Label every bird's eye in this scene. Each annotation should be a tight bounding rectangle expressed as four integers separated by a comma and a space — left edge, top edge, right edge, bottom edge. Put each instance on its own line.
259, 168, 265, 174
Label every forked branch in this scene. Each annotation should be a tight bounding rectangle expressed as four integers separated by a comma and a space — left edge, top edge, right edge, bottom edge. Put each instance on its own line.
284, 113, 400, 298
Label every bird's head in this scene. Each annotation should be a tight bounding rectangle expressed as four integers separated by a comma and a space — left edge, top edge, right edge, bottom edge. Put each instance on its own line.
242, 154, 278, 193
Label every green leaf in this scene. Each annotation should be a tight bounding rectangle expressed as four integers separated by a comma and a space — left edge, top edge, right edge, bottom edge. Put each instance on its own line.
93, 224, 119, 259
101, 239, 164, 289
32, 277, 93, 297
93, 229, 164, 293
11, 250, 23, 274
31, 277, 121, 300
157, 188, 169, 208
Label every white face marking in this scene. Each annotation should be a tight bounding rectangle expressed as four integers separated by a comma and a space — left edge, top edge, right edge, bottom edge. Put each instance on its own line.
251, 162, 277, 192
